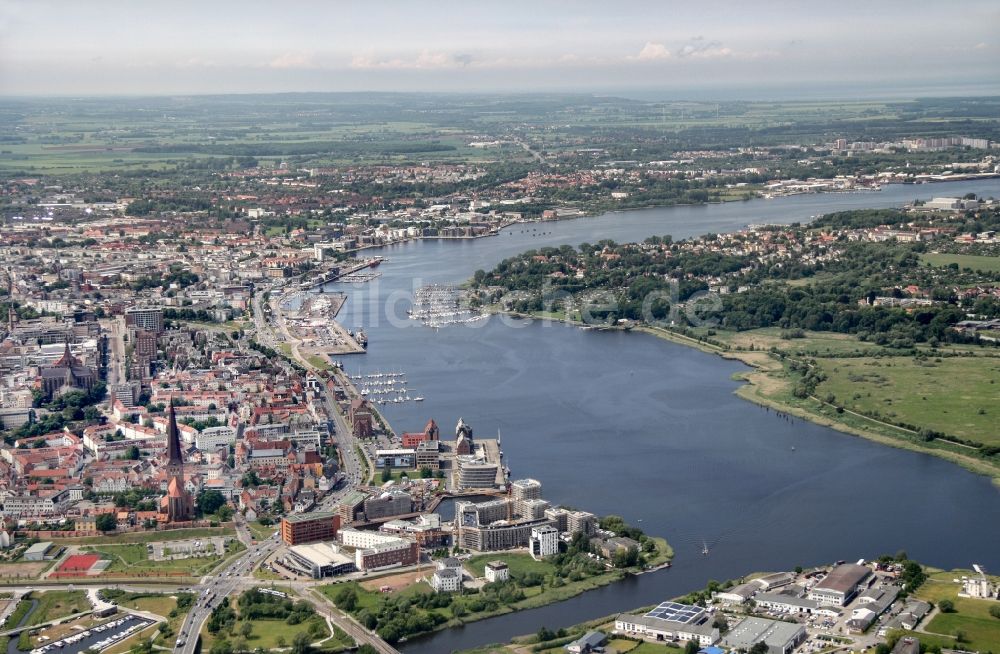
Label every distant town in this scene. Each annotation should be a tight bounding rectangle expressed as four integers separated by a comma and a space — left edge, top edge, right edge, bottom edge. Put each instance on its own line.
1, 93, 999, 654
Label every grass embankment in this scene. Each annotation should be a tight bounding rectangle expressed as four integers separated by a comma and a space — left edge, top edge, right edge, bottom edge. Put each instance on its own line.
23, 590, 89, 627
2, 599, 33, 629
456, 607, 684, 654
15, 590, 91, 650
910, 570, 1000, 653
322, 541, 673, 643
246, 521, 278, 541
83, 541, 241, 578
639, 324, 1000, 483
49, 526, 236, 546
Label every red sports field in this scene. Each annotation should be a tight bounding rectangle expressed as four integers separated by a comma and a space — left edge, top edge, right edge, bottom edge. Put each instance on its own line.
54, 553, 100, 576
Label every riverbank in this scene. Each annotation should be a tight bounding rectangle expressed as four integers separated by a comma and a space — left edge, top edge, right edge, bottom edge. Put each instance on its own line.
634, 325, 1000, 487
324, 536, 672, 647
485, 309, 1000, 486
485, 307, 1000, 488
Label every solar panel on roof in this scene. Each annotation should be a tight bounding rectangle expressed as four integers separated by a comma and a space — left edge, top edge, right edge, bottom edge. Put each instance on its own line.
644, 601, 703, 624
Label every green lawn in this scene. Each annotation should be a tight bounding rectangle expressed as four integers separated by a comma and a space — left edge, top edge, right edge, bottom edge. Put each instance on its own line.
24, 590, 90, 627
246, 521, 278, 541
814, 355, 1000, 445
1, 599, 32, 629
922, 253, 1000, 273
465, 553, 555, 578
242, 615, 330, 648
83, 540, 242, 577
627, 643, 684, 654
910, 572, 1000, 653
51, 527, 235, 546
923, 611, 1000, 652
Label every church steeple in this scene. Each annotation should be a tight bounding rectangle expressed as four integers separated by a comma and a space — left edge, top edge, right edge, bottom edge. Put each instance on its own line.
163, 402, 191, 522
166, 403, 184, 470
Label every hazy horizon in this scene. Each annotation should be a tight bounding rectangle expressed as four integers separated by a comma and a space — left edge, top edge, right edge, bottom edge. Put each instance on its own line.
1, 0, 998, 98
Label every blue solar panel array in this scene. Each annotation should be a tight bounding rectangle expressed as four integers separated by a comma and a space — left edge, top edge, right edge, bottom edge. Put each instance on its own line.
644, 601, 704, 624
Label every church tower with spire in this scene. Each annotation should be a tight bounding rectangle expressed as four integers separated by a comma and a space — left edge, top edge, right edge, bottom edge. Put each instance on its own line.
162, 404, 192, 522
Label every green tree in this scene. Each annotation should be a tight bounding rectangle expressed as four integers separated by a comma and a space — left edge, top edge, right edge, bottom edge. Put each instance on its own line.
685, 639, 700, 654
95, 513, 117, 532
938, 599, 955, 613
291, 633, 310, 654
196, 490, 227, 515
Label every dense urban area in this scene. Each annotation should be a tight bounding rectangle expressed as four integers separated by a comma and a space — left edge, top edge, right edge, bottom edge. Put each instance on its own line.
0, 93, 998, 654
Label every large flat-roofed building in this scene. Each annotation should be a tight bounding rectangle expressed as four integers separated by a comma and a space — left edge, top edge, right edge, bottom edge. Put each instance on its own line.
285, 542, 356, 579
280, 511, 341, 546
566, 510, 597, 536
375, 448, 416, 469
456, 456, 500, 489
339, 528, 418, 572
414, 440, 440, 470
24, 541, 56, 561
363, 490, 413, 521
615, 602, 720, 646
511, 479, 542, 498
125, 307, 164, 334
809, 563, 872, 606
458, 516, 553, 552
337, 490, 369, 524
455, 497, 555, 552
722, 617, 807, 654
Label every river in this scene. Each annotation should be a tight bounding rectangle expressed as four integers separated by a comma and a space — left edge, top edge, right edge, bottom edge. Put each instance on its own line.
321, 179, 1000, 653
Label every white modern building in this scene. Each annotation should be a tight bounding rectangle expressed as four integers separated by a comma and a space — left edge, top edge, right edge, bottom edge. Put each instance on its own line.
529, 525, 559, 560
431, 568, 462, 593
485, 560, 510, 583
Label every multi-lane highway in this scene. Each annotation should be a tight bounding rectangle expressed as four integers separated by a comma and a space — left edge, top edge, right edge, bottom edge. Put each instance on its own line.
175, 530, 281, 654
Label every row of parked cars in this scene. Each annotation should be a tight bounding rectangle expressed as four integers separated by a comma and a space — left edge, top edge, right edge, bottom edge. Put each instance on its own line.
30, 614, 150, 654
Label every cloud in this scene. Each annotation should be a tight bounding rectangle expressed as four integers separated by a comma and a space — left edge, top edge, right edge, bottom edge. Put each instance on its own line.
351, 50, 473, 70
676, 36, 731, 59
632, 42, 672, 61
267, 52, 316, 69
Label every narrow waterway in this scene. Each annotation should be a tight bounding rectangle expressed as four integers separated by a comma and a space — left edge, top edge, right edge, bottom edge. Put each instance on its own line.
320, 179, 1000, 653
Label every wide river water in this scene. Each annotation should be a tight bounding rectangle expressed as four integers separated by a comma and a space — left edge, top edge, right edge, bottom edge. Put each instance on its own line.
321, 179, 1000, 653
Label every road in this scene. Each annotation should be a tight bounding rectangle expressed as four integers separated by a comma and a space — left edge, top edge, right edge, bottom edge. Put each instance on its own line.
175, 532, 281, 654
514, 137, 544, 163
106, 316, 126, 387
159, 281, 393, 653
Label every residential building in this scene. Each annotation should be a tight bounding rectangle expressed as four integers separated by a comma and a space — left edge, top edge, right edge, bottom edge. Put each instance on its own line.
530, 525, 559, 559
485, 560, 509, 583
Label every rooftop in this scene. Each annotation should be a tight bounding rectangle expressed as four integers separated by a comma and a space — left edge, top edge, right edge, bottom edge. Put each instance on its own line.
815, 563, 871, 594
645, 601, 705, 625
723, 617, 804, 649
282, 511, 337, 524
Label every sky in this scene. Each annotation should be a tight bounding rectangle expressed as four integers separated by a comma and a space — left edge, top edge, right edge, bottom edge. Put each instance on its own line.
1, 0, 998, 98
